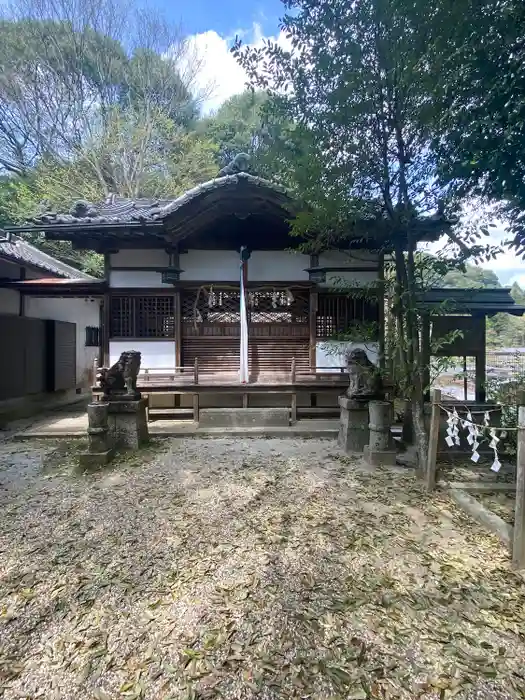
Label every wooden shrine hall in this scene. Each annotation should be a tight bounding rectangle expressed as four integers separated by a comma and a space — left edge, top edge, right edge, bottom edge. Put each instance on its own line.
5, 161, 445, 421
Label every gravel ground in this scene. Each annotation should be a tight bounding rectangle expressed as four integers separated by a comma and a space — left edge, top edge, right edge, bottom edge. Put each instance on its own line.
1, 436, 525, 700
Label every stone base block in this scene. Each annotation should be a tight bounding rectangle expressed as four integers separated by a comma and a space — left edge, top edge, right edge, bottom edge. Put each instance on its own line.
338, 396, 369, 453
198, 408, 290, 429
108, 399, 149, 449
77, 449, 114, 472
363, 445, 397, 466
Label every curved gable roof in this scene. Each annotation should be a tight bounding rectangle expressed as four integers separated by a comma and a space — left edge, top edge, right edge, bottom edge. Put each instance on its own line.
31, 173, 296, 228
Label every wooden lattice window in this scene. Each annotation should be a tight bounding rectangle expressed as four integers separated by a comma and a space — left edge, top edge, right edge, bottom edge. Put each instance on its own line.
85, 326, 100, 347
248, 291, 309, 324
316, 293, 380, 338
182, 289, 309, 325
110, 296, 175, 338
182, 289, 241, 324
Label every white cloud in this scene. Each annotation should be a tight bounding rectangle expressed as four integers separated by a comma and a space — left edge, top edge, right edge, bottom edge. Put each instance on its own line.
185, 23, 291, 115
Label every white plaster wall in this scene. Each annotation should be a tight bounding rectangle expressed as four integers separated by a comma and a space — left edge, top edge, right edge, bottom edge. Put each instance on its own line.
110, 340, 176, 373
248, 251, 310, 281
110, 270, 172, 288
180, 250, 239, 281
110, 249, 169, 267
0, 288, 20, 315
25, 297, 100, 387
316, 341, 379, 372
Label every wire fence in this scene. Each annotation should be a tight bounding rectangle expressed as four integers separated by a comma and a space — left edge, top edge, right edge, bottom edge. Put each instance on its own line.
434, 352, 525, 402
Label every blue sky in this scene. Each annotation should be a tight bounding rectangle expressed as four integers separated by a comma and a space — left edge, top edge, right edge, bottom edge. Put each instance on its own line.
156, 0, 283, 37
147, 0, 524, 284
166, 0, 290, 115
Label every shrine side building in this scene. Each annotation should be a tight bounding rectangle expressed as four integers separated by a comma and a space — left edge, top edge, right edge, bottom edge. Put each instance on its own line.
5, 169, 393, 417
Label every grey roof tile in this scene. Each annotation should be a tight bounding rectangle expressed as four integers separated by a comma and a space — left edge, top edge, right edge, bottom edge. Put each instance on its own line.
32, 173, 293, 226
0, 234, 95, 279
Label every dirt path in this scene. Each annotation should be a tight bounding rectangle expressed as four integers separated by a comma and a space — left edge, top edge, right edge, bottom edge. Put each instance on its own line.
0, 437, 524, 699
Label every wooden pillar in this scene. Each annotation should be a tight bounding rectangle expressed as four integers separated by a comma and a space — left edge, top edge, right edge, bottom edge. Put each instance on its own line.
425, 388, 441, 491
18, 267, 26, 317
474, 315, 486, 403
513, 403, 525, 569
102, 253, 111, 366
174, 289, 182, 370
421, 313, 431, 402
309, 289, 318, 370
97, 299, 104, 367
377, 252, 385, 370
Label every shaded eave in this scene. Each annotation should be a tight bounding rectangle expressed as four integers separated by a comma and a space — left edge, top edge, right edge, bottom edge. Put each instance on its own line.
418, 287, 525, 316
5, 173, 297, 249
5, 171, 448, 253
0, 278, 106, 296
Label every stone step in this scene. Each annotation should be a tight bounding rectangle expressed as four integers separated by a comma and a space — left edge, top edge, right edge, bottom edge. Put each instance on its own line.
198, 407, 290, 429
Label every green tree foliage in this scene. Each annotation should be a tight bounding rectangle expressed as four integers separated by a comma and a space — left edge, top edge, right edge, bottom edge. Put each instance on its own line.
441, 265, 501, 289
198, 91, 268, 168
427, 0, 525, 252
0, 0, 218, 275
0, 0, 203, 176
234, 0, 499, 467
1, 109, 218, 214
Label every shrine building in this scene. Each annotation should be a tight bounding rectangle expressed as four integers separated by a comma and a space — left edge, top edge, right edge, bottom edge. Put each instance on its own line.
4, 163, 445, 421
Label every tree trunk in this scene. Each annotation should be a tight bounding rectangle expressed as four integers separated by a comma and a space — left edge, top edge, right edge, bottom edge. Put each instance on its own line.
412, 399, 428, 473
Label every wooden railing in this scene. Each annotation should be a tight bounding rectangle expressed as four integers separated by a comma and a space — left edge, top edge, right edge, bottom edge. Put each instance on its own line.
93, 358, 349, 388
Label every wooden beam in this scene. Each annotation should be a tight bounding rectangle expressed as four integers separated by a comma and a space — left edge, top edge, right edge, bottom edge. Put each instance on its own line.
378, 253, 385, 369
97, 299, 104, 367
102, 253, 111, 366
513, 404, 525, 569
475, 316, 487, 402
421, 313, 431, 402
174, 290, 182, 371
309, 289, 318, 370
18, 266, 26, 317
426, 388, 441, 491
102, 292, 110, 366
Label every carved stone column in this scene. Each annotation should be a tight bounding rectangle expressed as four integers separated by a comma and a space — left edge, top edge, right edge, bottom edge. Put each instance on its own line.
338, 396, 370, 453
364, 400, 397, 466
78, 402, 114, 471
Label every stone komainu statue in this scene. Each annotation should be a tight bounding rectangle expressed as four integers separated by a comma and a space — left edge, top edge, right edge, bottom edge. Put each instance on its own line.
345, 348, 383, 400
97, 351, 141, 400
218, 153, 251, 177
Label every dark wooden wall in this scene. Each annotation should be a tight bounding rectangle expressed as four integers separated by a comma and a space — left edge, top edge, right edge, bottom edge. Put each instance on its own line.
0, 315, 77, 401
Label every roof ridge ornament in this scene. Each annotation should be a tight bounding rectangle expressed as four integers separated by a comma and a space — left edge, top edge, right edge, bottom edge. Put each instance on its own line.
69, 200, 100, 218
218, 153, 251, 177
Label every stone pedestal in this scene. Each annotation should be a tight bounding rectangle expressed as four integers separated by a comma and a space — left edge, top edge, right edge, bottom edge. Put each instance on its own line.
338, 395, 370, 453
78, 402, 114, 471
364, 400, 397, 466
108, 398, 149, 449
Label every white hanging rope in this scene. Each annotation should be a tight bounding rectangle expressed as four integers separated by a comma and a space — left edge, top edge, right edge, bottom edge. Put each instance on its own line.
438, 404, 516, 473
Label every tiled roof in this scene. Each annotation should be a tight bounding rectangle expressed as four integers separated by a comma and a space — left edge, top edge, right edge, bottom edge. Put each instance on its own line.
31, 172, 292, 226
418, 287, 525, 315
0, 234, 95, 279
